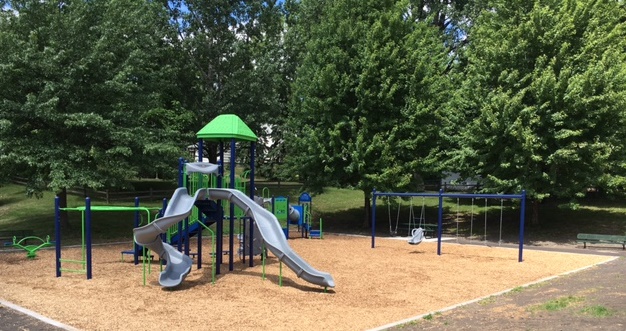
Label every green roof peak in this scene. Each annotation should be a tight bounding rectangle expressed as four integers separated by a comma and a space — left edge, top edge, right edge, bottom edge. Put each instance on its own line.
196, 114, 257, 142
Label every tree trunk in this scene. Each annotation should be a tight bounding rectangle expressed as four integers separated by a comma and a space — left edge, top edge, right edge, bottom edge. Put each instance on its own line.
57, 188, 71, 229
530, 199, 540, 225
204, 142, 218, 163
362, 190, 371, 228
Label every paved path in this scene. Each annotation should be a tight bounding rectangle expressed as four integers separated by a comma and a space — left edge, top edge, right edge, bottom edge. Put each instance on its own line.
0, 300, 73, 331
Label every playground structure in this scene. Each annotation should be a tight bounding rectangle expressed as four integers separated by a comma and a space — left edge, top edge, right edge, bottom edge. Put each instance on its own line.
260, 190, 322, 240
298, 192, 323, 239
54, 197, 161, 279
371, 189, 527, 262
51, 114, 333, 290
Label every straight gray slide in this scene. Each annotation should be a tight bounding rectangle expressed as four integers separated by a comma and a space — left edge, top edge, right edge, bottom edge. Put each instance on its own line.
209, 188, 335, 288
133, 187, 207, 287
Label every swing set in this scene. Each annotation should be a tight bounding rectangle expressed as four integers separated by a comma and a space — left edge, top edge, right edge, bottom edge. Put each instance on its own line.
372, 189, 527, 262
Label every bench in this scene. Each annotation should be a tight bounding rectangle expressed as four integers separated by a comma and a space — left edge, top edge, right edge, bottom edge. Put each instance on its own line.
403, 222, 438, 238
0, 229, 35, 246
421, 224, 439, 238
577, 233, 626, 250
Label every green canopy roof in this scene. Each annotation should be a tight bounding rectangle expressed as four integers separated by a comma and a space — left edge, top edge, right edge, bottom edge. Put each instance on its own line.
196, 114, 257, 142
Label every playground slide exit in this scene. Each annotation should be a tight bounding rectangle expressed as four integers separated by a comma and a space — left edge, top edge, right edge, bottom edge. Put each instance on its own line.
209, 188, 335, 288
133, 187, 206, 287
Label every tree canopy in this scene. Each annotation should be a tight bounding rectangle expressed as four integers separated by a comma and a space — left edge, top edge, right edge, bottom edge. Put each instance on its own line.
1, 0, 626, 227
454, 0, 626, 222
0, 0, 190, 195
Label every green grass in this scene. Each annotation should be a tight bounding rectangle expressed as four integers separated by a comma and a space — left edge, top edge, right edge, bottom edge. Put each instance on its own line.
580, 305, 613, 317
3, 181, 626, 246
509, 286, 525, 293
0, 184, 165, 245
478, 296, 497, 305
531, 296, 584, 312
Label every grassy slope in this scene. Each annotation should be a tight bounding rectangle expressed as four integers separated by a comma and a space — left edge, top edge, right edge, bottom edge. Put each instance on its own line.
1, 183, 626, 246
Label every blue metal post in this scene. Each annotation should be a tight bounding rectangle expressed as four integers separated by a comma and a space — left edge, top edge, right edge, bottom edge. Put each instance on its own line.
437, 189, 444, 256
518, 190, 526, 262
177, 221, 183, 252
229, 138, 236, 271
85, 197, 92, 280
159, 198, 167, 243
197, 220, 203, 270
134, 197, 140, 265
371, 189, 377, 248
249, 142, 256, 267
55, 197, 61, 277
178, 157, 185, 188
197, 137, 204, 267
218, 142, 224, 187
249, 218, 254, 267
198, 139, 203, 162
184, 217, 190, 256
216, 142, 224, 273
250, 142, 255, 200
197, 138, 204, 267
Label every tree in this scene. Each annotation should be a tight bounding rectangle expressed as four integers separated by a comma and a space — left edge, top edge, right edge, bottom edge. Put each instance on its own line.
0, 0, 189, 226
165, 0, 287, 166
284, 0, 452, 226
456, 0, 626, 223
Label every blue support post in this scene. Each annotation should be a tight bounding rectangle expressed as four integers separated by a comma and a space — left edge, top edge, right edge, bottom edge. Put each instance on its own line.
371, 189, 377, 248
133, 197, 140, 265
518, 190, 526, 262
229, 138, 236, 271
55, 196, 61, 277
195, 141, 204, 263
218, 142, 224, 187
85, 197, 92, 280
198, 139, 203, 162
184, 217, 190, 256
250, 142, 256, 200
178, 157, 185, 188
159, 198, 167, 243
249, 142, 256, 267
437, 189, 444, 256
197, 220, 203, 270
177, 221, 183, 252
196, 138, 204, 270
216, 142, 224, 274
249, 218, 254, 267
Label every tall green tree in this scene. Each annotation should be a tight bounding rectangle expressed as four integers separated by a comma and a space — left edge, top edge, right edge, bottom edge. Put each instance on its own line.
0, 0, 189, 225
166, 1, 287, 165
457, 0, 626, 223
285, 0, 452, 226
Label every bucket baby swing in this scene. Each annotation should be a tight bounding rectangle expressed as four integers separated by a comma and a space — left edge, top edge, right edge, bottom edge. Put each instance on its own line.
407, 197, 426, 245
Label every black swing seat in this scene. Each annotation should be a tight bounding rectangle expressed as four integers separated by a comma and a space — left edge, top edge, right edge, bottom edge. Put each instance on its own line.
408, 228, 425, 245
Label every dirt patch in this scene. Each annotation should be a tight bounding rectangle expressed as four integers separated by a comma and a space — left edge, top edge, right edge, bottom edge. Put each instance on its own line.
0, 235, 613, 331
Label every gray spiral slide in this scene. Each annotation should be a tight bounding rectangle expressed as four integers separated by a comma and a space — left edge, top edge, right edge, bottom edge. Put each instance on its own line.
208, 188, 335, 289
133, 187, 207, 287
133, 187, 335, 289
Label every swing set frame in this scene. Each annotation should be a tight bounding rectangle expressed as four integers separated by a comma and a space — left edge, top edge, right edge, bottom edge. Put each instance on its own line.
371, 189, 527, 262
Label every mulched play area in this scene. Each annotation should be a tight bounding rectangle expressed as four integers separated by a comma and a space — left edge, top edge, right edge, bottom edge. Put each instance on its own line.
0, 234, 613, 331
